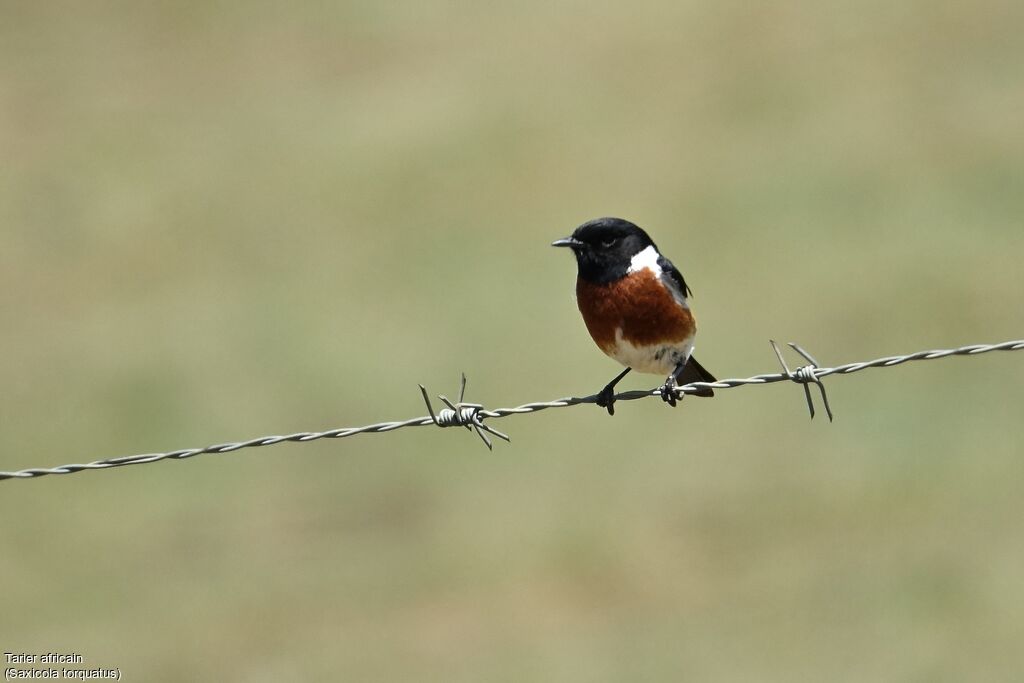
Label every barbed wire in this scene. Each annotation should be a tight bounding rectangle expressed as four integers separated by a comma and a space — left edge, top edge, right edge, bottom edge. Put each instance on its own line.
1, 338, 1021, 482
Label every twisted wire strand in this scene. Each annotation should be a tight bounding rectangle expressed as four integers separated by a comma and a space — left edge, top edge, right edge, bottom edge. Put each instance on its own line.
2, 338, 1021, 482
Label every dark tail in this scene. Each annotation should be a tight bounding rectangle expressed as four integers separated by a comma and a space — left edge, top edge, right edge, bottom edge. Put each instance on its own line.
675, 356, 716, 397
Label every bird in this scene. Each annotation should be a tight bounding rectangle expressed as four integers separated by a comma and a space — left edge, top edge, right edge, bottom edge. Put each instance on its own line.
552, 217, 716, 415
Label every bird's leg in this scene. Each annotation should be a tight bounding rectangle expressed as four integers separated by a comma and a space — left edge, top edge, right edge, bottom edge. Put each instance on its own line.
596, 367, 632, 416
659, 363, 685, 407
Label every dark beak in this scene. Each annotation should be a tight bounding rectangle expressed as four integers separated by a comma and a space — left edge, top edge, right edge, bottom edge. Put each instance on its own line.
551, 237, 582, 248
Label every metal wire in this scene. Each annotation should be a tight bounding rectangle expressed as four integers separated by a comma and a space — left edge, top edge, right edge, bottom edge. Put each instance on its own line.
1, 338, 1021, 482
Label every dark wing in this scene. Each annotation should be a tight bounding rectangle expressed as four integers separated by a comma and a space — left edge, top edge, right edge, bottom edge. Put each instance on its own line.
657, 254, 692, 303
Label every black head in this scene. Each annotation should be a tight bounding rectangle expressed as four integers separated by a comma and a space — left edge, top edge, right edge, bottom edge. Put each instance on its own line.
552, 217, 657, 283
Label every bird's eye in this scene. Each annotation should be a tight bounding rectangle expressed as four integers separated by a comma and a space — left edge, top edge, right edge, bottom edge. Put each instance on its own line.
600, 238, 618, 248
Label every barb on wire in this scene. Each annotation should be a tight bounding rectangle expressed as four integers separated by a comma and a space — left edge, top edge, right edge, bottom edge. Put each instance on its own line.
419, 373, 510, 450
1, 338, 1022, 482
770, 340, 834, 421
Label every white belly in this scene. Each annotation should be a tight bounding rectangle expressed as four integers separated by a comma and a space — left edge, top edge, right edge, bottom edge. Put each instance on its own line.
606, 328, 694, 376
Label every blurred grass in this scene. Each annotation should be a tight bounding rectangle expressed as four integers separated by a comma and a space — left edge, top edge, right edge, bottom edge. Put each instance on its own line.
2, 1, 1023, 680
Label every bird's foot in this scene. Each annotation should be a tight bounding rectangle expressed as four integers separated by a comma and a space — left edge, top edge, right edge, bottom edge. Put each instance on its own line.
596, 383, 618, 416
659, 376, 681, 407
594, 367, 632, 416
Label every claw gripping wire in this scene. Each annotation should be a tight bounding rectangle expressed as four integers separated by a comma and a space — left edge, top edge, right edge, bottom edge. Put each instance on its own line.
419, 374, 510, 450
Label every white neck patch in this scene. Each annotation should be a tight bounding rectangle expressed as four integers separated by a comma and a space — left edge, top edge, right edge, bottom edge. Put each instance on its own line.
628, 245, 662, 275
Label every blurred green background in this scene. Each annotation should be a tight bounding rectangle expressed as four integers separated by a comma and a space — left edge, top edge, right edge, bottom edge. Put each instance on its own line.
2, 1, 1023, 680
